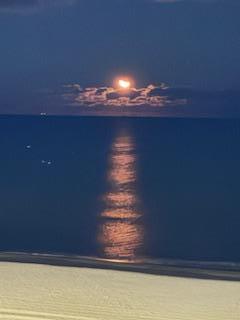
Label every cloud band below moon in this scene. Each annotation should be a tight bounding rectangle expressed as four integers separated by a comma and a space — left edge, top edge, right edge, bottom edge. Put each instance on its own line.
62, 83, 187, 108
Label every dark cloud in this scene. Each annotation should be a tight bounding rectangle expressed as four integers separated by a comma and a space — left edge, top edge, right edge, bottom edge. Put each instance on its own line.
52, 82, 240, 118
95, 88, 108, 95
154, 0, 232, 2
106, 91, 121, 100
0, 0, 231, 11
0, 0, 77, 13
62, 83, 187, 108
0, 0, 39, 6
0, 0, 234, 14
106, 89, 142, 100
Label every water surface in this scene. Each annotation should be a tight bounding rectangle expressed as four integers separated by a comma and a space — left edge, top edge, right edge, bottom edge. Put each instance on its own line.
1, 115, 240, 262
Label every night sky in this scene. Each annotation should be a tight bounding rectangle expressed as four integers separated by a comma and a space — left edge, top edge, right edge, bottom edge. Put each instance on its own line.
1, 0, 240, 116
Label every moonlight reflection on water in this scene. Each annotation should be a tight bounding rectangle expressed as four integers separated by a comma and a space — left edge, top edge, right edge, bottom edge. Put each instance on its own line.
98, 130, 144, 261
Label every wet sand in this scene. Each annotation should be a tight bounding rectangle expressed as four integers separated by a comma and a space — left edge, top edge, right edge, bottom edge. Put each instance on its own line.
1, 252, 240, 281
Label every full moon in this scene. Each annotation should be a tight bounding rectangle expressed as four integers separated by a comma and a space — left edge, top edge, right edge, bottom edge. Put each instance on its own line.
118, 79, 131, 89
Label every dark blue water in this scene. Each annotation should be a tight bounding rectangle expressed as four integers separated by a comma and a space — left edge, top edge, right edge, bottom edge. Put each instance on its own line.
1, 115, 240, 262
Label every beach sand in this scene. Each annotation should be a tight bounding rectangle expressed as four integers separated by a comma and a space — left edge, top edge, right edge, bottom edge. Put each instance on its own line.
0, 262, 240, 320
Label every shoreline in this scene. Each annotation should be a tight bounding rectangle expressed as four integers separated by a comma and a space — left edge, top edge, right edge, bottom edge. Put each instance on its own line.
1, 252, 240, 281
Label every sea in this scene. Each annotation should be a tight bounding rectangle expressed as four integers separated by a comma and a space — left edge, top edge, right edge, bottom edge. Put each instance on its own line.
1, 115, 240, 263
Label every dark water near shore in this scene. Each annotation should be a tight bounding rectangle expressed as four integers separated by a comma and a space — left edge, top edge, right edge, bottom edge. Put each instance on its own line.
1, 115, 240, 263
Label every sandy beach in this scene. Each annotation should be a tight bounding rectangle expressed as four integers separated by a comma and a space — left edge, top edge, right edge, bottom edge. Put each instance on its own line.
0, 261, 240, 320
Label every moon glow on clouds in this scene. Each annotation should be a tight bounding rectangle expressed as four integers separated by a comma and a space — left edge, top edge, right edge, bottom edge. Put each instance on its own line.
62, 80, 187, 108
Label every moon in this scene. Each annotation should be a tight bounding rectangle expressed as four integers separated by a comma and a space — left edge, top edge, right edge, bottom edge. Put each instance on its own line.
118, 79, 131, 89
